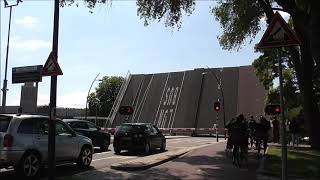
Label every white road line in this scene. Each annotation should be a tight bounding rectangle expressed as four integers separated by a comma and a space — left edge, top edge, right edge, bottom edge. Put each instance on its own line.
92, 156, 135, 162
94, 151, 113, 155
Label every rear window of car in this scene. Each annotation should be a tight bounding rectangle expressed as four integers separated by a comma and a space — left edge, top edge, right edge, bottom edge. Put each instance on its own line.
17, 118, 35, 134
0, 116, 12, 132
117, 125, 147, 132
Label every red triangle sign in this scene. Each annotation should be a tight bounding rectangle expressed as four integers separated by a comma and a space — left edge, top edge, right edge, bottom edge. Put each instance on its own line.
42, 51, 63, 76
257, 12, 301, 49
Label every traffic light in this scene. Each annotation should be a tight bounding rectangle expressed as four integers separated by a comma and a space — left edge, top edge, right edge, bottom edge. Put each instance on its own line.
214, 101, 221, 112
119, 106, 134, 115
265, 104, 281, 115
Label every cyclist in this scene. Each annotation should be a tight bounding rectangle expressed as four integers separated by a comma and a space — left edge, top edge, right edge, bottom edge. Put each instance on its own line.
230, 114, 248, 167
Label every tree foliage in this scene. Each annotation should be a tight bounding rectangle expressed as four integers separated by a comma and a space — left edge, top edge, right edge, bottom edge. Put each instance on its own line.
88, 76, 124, 117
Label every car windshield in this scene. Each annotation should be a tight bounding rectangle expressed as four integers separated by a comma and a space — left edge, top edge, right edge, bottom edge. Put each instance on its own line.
0, 116, 12, 132
117, 125, 146, 133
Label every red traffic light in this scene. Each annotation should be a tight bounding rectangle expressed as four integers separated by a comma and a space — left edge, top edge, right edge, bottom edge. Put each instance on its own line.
119, 106, 134, 115
214, 101, 220, 112
265, 104, 281, 115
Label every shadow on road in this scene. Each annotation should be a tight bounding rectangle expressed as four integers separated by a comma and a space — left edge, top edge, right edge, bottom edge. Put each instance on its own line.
116, 149, 168, 157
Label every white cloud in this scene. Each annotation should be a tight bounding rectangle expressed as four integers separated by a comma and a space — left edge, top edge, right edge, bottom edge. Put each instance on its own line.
37, 93, 50, 106
16, 16, 38, 28
11, 39, 51, 51
38, 91, 87, 108
57, 91, 87, 108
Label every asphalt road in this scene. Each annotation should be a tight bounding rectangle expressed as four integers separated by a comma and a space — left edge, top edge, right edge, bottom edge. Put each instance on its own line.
0, 136, 225, 179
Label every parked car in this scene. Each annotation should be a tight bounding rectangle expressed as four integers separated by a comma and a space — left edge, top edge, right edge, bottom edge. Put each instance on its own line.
63, 119, 111, 151
113, 123, 166, 155
0, 114, 93, 178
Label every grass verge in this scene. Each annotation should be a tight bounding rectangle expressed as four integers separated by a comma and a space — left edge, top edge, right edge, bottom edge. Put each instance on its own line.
263, 146, 320, 178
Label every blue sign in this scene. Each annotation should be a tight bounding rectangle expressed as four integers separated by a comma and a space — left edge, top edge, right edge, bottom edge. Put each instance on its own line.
12, 65, 43, 84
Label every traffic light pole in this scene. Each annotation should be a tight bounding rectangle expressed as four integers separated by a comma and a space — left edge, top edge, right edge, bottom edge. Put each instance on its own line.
278, 52, 287, 180
216, 112, 219, 142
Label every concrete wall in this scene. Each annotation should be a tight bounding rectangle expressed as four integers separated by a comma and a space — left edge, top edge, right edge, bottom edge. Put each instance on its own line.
111, 66, 267, 128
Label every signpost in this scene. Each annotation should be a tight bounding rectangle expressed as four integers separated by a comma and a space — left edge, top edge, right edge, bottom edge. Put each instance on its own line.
46, 1, 61, 179
257, 12, 301, 180
12, 65, 43, 84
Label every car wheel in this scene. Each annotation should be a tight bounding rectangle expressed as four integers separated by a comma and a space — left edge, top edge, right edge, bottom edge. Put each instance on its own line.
17, 151, 41, 178
144, 142, 150, 154
77, 146, 92, 168
160, 140, 166, 151
114, 147, 121, 155
100, 139, 110, 152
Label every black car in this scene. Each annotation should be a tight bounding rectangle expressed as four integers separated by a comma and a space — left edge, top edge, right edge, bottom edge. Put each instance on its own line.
113, 123, 166, 155
63, 119, 111, 151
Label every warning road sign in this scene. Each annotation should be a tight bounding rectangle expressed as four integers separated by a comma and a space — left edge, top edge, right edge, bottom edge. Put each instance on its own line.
42, 51, 63, 76
257, 12, 301, 49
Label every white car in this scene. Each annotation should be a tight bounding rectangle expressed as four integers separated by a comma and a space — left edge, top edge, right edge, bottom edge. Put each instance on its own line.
0, 114, 93, 178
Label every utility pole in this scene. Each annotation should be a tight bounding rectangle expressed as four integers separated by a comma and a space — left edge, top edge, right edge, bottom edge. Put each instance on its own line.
1, 0, 21, 113
48, 0, 59, 179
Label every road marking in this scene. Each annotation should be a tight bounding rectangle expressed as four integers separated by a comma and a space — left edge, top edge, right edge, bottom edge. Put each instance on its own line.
92, 156, 135, 162
94, 151, 113, 155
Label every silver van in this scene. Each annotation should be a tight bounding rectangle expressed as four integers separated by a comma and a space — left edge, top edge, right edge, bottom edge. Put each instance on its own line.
0, 114, 93, 177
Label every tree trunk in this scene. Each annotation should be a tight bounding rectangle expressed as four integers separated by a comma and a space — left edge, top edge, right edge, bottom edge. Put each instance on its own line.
292, 12, 320, 149
300, 44, 320, 149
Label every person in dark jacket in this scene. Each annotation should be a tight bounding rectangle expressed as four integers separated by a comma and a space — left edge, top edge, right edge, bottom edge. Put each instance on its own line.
255, 116, 271, 156
289, 117, 302, 146
248, 116, 257, 149
272, 117, 280, 143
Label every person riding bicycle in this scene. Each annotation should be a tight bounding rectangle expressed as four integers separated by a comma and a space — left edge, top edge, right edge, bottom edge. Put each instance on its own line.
229, 114, 249, 166
248, 116, 257, 149
255, 116, 271, 156
225, 118, 236, 150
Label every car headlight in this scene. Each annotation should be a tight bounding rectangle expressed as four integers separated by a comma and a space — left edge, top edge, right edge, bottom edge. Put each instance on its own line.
133, 134, 138, 138
138, 134, 143, 137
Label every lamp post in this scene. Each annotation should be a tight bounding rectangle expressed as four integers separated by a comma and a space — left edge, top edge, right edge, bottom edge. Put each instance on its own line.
1, 0, 22, 113
85, 73, 102, 119
206, 67, 226, 140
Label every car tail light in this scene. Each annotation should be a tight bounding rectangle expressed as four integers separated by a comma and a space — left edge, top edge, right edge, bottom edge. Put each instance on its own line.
3, 134, 13, 148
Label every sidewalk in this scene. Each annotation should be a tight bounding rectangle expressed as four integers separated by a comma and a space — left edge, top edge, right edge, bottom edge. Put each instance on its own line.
76, 142, 262, 180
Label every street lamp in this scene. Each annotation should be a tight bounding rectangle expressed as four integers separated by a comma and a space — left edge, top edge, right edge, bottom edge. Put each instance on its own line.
85, 73, 103, 119
1, 0, 22, 113
206, 66, 227, 140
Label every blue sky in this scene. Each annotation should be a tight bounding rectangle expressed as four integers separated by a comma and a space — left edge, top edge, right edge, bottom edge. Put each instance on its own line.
0, 1, 279, 108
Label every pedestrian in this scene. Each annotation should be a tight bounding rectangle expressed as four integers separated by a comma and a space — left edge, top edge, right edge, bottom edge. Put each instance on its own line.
272, 117, 280, 143
289, 117, 301, 146
248, 116, 257, 149
255, 116, 271, 157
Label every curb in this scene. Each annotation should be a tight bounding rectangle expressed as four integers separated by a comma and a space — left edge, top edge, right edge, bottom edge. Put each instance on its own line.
110, 149, 189, 171
110, 141, 226, 171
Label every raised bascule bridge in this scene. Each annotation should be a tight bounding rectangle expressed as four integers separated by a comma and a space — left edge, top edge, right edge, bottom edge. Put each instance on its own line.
104, 66, 267, 136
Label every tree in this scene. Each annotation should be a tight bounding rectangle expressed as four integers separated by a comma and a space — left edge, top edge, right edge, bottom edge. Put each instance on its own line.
87, 76, 124, 117
61, 0, 320, 149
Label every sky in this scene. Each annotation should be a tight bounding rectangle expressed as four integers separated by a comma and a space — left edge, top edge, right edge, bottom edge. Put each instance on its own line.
0, 1, 289, 108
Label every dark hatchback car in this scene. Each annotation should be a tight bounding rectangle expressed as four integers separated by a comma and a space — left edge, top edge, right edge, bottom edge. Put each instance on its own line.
63, 119, 111, 151
113, 123, 166, 155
